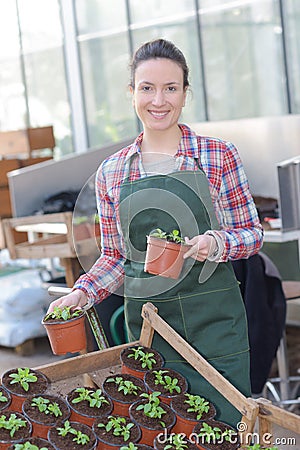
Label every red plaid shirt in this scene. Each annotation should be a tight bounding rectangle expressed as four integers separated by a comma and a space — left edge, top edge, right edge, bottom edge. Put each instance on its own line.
74, 124, 263, 303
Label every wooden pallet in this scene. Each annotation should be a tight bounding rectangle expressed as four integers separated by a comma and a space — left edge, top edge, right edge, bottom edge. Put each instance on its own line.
34, 302, 300, 446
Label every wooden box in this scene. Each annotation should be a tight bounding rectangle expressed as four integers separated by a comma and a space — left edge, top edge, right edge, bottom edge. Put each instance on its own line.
35, 303, 300, 446
0, 159, 21, 187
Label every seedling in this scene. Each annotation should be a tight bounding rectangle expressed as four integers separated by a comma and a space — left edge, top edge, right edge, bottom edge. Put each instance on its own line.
120, 443, 138, 450
44, 305, 82, 322
0, 412, 27, 438
164, 433, 189, 450
71, 387, 109, 408
31, 396, 62, 418
127, 346, 157, 370
8, 368, 37, 392
183, 393, 210, 419
97, 415, 135, 442
0, 392, 8, 403
197, 422, 235, 445
136, 391, 166, 427
12, 442, 48, 450
149, 228, 184, 244
56, 420, 90, 445
106, 376, 141, 396
152, 370, 181, 394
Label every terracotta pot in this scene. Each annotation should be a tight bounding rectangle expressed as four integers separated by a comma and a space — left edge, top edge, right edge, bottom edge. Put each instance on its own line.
102, 373, 147, 417
192, 419, 240, 450
129, 400, 176, 446
171, 394, 216, 436
93, 414, 141, 450
144, 368, 188, 405
0, 411, 32, 449
7, 436, 55, 450
0, 387, 11, 412
22, 394, 70, 439
144, 236, 190, 279
73, 223, 91, 241
42, 310, 87, 355
1, 369, 49, 413
66, 387, 113, 426
48, 420, 97, 450
120, 346, 164, 380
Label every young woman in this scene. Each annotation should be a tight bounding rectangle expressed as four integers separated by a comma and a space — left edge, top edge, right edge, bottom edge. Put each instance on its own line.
48, 38, 263, 426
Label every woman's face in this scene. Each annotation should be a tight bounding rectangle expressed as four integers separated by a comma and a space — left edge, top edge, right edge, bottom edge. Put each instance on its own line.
131, 58, 187, 133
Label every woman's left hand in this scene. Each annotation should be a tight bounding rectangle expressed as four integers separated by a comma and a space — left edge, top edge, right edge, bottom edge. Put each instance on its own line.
183, 234, 215, 261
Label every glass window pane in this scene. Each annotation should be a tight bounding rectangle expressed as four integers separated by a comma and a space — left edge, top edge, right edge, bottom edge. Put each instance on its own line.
0, 1, 26, 130
199, 0, 288, 120
283, 0, 300, 113
76, 0, 127, 34
79, 34, 137, 147
18, 0, 72, 156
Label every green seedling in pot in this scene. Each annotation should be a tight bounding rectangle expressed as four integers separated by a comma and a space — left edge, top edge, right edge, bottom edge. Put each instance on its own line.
136, 391, 166, 427
56, 420, 90, 445
8, 367, 37, 392
106, 376, 141, 396
149, 228, 184, 244
0, 412, 27, 438
152, 370, 181, 394
0, 392, 8, 403
11, 442, 49, 450
183, 393, 210, 420
43, 305, 82, 322
164, 433, 189, 450
31, 396, 62, 418
97, 415, 135, 442
120, 443, 139, 450
127, 346, 157, 370
197, 422, 235, 445
71, 387, 109, 408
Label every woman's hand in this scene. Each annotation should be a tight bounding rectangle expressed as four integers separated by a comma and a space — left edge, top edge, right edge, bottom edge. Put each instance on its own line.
183, 234, 216, 261
46, 289, 88, 314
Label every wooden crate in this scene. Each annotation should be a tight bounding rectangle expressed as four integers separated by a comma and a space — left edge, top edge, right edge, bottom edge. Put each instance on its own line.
34, 302, 300, 446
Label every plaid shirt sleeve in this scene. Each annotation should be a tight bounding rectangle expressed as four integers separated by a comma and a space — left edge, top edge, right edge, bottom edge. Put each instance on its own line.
73, 157, 126, 303
210, 140, 263, 261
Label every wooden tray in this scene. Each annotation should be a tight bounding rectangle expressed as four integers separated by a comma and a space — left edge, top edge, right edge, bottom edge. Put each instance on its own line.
35, 302, 300, 445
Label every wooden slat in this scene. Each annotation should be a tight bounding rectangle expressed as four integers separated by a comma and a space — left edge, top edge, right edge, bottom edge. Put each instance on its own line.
140, 302, 257, 421
0, 129, 29, 158
34, 341, 139, 382
139, 303, 157, 347
257, 397, 300, 435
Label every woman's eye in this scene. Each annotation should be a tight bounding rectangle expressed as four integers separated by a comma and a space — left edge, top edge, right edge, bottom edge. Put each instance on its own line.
167, 86, 176, 92
141, 85, 151, 91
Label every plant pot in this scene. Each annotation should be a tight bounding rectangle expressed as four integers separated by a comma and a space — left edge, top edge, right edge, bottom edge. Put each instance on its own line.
144, 236, 190, 279
66, 387, 113, 426
171, 394, 216, 436
0, 411, 32, 450
192, 419, 240, 450
1, 369, 49, 413
48, 420, 97, 450
144, 368, 188, 405
0, 387, 11, 412
129, 400, 176, 446
22, 394, 70, 439
102, 373, 147, 417
7, 436, 55, 449
120, 346, 164, 380
92, 414, 141, 450
73, 223, 91, 241
42, 310, 87, 355
153, 433, 198, 450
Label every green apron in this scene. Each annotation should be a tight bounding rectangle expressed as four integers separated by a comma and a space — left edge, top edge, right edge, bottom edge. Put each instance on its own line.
118, 159, 251, 426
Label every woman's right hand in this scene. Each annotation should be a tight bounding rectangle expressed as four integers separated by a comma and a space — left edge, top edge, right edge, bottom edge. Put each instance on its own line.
46, 289, 88, 314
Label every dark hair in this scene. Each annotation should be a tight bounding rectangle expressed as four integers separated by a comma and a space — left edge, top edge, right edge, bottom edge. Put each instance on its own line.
130, 38, 189, 89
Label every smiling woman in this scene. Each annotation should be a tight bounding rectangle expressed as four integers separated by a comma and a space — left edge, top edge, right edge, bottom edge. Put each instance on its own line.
47, 38, 263, 428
